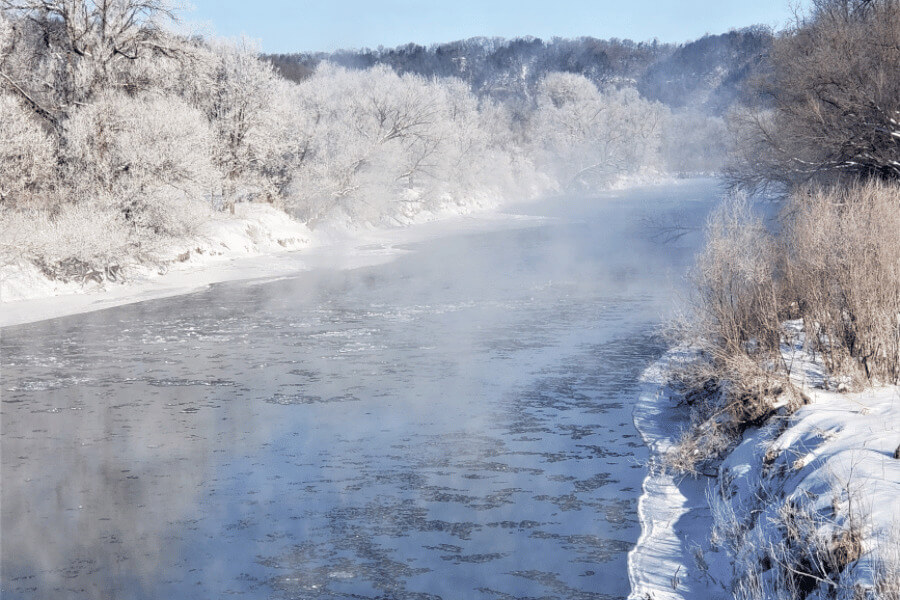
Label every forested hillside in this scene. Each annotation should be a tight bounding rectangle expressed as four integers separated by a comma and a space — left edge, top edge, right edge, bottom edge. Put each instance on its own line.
265, 28, 772, 114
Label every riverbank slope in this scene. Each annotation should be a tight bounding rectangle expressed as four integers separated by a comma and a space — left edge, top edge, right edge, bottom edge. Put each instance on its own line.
629, 338, 900, 599
1, 174, 688, 329
0, 197, 553, 328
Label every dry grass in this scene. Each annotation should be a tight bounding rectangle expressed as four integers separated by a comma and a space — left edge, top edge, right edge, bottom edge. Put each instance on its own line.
712, 473, 898, 600
772, 497, 863, 598
872, 533, 900, 600
781, 181, 900, 384
668, 180, 900, 475
665, 355, 806, 476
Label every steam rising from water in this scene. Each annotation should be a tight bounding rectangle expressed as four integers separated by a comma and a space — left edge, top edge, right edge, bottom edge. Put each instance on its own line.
1, 181, 718, 599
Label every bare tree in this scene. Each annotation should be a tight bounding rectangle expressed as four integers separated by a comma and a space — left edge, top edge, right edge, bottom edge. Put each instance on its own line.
727, 0, 900, 191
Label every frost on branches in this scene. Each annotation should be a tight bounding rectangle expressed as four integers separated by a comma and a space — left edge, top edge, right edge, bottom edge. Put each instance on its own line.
0, 0, 708, 289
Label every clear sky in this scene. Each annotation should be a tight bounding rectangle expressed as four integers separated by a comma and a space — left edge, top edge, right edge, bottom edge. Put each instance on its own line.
184, 1, 796, 54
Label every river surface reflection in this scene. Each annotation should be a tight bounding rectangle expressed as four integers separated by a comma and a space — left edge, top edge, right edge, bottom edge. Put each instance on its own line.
1, 181, 718, 599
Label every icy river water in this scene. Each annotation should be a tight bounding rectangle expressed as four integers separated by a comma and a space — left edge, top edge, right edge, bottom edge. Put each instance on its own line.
2, 180, 718, 600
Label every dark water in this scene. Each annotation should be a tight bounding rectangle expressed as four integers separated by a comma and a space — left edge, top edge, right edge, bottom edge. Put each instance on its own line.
1, 181, 718, 600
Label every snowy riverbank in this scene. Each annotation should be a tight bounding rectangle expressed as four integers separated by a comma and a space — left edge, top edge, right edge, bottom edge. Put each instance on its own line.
629, 335, 900, 599
1, 202, 312, 327
0, 195, 551, 328
1, 173, 689, 329
628, 348, 729, 599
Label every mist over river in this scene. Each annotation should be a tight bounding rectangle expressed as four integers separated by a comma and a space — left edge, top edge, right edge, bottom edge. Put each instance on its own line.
1, 180, 718, 599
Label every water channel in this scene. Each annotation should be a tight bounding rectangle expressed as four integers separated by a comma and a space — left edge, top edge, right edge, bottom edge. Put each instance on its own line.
1, 180, 718, 599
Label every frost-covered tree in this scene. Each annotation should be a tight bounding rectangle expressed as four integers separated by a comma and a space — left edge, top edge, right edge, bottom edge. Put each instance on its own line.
283, 64, 534, 225
422, 78, 534, 208
286, 64, 455, 223
62, 90, 216, 237
0, 0, 181, 113
529, 72, 668, 189
188, 39, 302, 207
0, 10, 60, 126
661, 110, 727, 174
0, 18, 54, 206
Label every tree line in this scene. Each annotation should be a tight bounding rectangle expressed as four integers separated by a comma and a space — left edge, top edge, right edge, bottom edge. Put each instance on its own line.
265, 28, 772, 116
0, 0, 728, 282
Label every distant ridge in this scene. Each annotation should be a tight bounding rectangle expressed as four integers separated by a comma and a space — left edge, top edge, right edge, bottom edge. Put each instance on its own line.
265, 27, 772, 114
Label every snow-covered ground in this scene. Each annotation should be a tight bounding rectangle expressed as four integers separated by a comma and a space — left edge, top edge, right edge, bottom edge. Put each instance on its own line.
1, 203, 310, 327
629, 348, 730, 599
0, 196, 549, 328
629, 330, 900, 599
1, 172, 686, 329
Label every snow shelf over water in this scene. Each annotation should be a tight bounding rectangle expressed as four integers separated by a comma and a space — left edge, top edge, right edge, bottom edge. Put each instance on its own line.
628, 349, 730, 599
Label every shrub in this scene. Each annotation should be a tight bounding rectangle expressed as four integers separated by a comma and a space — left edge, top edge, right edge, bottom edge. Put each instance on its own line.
687, 194, 783, 362
0, 94, 54, 207
781, 181, 900, 383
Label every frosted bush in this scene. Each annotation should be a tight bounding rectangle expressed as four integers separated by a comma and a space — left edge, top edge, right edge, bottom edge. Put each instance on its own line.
0, 94, 54, 207
0, 201, 133, 279
62, 91, 217, 238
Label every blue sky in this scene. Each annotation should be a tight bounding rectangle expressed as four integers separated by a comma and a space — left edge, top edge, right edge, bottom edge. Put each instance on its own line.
184, 1, 796, 53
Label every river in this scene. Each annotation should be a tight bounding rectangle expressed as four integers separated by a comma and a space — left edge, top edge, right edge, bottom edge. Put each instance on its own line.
1, 180, 718, 599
